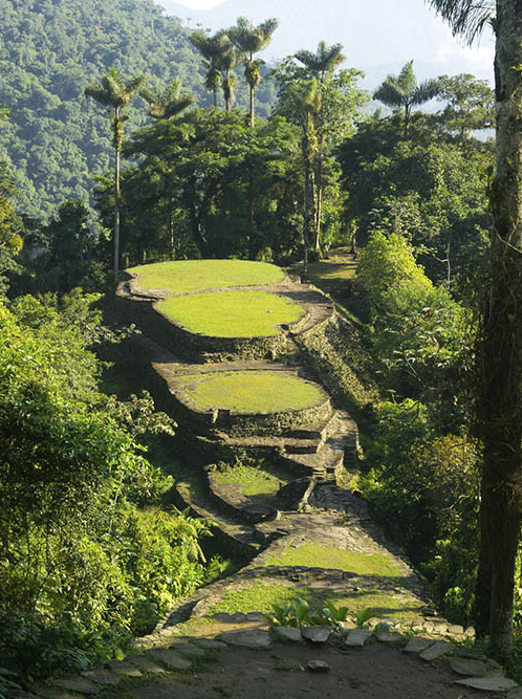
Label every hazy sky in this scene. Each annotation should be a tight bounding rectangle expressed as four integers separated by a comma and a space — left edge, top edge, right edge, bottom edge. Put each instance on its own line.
160, 0, 494, 87
175, 0, 225, 6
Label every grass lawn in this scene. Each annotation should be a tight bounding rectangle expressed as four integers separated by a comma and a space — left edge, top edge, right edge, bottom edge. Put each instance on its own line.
157, 290, 304, 337
213, 463, 293, 500
264, 544, 404, 578
174, 371, 327, 413
128, 259, 285, 294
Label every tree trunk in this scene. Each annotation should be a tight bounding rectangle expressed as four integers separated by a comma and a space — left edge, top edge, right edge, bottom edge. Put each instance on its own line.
303, 159, 310, 275
314, 145, 324, 254
474, 0, 522, 661
169, 205, 175, 260
250, 84, 255, 129
114, 132, 121, 286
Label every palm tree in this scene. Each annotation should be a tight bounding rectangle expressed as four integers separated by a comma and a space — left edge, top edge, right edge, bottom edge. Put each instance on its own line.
373, 60, 440, 136
427, 0, 521, 660
85, 67, 144, 284
294, 41, 345, 85
190, 30, 227, 107
140, 79, 194, 259
214, 30, 238, 113
228, 17, 278, 127
140, 78, 193, 120
191, 29, 237, 112
294, 41, 346, 254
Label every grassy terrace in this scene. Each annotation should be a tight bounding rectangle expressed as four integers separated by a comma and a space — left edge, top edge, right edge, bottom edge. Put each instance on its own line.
213, 462, 295, 501
128, 259, 285, 295
205, 581, 425, 622
264, 544, 404, 578
158, 290, 304, 338
174, 371, 327, 413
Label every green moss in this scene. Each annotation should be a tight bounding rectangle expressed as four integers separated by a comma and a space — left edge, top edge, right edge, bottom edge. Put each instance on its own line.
128, 259, 285, 294
264, 544, 404, 578
157, 290, 304, 338
174, 371, 326, 413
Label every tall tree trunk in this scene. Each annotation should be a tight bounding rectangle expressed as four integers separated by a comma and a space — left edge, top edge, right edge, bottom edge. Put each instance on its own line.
249, 82, 256, 128
169, 205, 175, 260
113, 131, 121, 286
314, 146, 324, 254
303, 155, 311, 275
474, 0, 522, 661
404, 103, 410, 138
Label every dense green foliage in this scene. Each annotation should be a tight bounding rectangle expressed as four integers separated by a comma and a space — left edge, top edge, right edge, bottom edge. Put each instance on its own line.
0, 293, 219, 678
339, 106, 493, 294
354, 232, 479, 623
102, 109, 305, 263
0, 0, 277, 219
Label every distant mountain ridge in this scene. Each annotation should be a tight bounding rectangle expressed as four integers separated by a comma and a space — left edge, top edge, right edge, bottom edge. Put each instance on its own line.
157, 0, 494, 88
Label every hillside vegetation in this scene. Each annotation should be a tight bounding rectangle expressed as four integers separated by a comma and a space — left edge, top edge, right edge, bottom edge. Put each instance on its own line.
0, 0, 276, 218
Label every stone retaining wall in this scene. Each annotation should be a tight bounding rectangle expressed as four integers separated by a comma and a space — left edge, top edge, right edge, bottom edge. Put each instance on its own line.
114, 286, 289, 362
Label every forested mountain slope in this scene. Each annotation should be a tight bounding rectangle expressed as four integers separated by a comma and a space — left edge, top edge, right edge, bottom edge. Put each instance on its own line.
0, 0, 275, 219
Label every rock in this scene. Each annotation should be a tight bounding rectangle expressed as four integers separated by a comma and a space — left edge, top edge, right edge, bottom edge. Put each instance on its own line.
455, 648, 488, 661
125, 655, 166, 674
218, 630, 272, 650
107, 661, 143, 678
245, 612, 265, 621
403, 637, 434, 654
449, 657, 487, 677
277, 478, 315, 509
344, 629, 373, 647
147, 648, 192, 670
307, 660, 331, 673
508, 688, 522, 698
301, 626, 331, 644
81, 668, 121, 686
242, 502, 279, 523
31, 689, 81, 699
54, 677, 99, 695
169, 642, 206, 658
271, 626, 303, 643
419, 640, 453, 662
192, 638, 228, 651
375, 631, 404, 645
455, 677, 518, 692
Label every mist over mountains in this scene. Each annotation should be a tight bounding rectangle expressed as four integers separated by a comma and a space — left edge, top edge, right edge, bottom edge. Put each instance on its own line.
157, 0, 494, 88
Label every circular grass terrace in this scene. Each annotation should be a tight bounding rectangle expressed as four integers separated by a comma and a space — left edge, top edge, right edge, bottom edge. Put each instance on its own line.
128, 259, 285, 295
173, 371, 327, 414
157, 290, 304, 338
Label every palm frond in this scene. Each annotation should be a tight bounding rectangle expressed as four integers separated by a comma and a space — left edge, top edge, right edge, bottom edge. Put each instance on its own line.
412, 78, 442, 105
426, 0, 494, 42
374, 79, 408, 108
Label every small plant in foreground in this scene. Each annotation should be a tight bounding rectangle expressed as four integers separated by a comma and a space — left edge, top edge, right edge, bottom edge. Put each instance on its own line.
356, 607, 378, 628
264, 598, 349, 629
